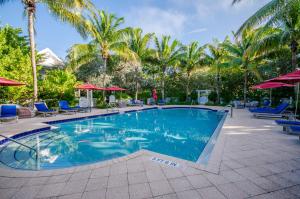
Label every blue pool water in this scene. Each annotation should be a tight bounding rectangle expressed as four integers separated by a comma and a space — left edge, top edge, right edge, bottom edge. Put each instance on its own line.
0, 108, 225, 170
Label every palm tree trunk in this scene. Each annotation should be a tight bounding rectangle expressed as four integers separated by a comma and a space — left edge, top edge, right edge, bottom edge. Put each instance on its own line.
135, 66, 139, 100
28, 4, 38, 102
243, 66, 248, 106
135, 85, 139, 101
102, 58, 107, 100
161, 73, 165, 100
186, 73, 190, 102
216, 67, 220, 104
103, 57, 107, 73
291, 40, 298, 70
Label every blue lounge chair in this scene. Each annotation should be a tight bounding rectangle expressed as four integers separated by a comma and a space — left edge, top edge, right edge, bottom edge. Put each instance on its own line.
157, 99, 166, 106
233, 100, 244, 109
275, 119, 300, 133
0, 105, 18, 122
59, 100, 79, 113
34, 102, 58, 117
275, 120, 300, 127
263, 99, 271, 107
128, 99, 143, 107
249, 102, 290, 118
289, 126, 300, 140
248, 99, 271, 111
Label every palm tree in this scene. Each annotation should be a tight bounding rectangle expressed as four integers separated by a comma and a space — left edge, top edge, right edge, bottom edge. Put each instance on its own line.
223, 28, 272, 104
180, 42, 206, 101
82, 10, 129, 74
236, 0, 300, 69
0, 0, 93, 102
206, 39, 230, 104
125, 28, 153, 100
66, 43, 101, 72
153, 36, 182, 100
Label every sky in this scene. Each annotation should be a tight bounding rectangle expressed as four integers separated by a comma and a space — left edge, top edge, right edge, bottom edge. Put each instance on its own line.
0, 0, 269, 59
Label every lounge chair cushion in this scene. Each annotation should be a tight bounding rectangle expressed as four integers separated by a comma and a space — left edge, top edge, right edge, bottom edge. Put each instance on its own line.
59, 100, 78, 111
275, 120, 300, 126
290, 126, 300, 134
35, 103, 56, 112
0, 114, 17, 118
1, 105, 17, 117
35, 103, 49, 112
249, 103, 289, 114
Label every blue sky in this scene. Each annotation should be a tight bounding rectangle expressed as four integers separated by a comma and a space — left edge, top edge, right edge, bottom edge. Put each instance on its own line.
0, 0, 269, 59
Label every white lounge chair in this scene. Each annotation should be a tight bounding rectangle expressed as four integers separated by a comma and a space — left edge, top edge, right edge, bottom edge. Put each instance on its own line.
107, 95, 119, 112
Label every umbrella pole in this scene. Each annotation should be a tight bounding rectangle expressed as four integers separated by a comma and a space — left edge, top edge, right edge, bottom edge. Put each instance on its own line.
87, 90, 90, 112
295, 83, 299, 116
91, 90, 93, 108
270, 89, 272, 106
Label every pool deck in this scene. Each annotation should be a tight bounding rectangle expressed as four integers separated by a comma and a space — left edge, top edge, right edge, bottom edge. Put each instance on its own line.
0, 105, 300, 199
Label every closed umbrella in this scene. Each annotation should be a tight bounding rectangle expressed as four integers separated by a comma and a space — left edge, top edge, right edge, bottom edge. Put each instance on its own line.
252, 82, 294, 105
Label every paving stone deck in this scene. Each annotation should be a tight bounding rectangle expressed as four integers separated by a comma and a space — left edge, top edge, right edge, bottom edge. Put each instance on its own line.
0, 106, 299, 199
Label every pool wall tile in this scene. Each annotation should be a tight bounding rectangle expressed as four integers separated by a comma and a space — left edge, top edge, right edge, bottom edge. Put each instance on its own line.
0, 127, 51, 145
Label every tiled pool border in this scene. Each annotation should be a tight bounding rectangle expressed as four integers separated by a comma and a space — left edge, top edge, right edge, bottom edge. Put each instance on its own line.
44, 107, 158, 125
0, 106, 228, 173
0, 127, 51, 145
197, 111, 228, 164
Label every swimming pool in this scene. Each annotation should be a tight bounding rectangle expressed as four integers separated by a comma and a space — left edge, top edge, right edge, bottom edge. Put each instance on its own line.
0, 108, 226, 170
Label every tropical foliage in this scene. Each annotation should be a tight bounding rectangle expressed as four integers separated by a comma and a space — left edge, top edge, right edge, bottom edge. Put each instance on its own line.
180, 42, 206, 101
236, 0, 300, 69
152, 36, 182, 100
0, 0, 93, 102
39, 69, 78, 103
125, 28, 153, 100
0, 25, 33, 104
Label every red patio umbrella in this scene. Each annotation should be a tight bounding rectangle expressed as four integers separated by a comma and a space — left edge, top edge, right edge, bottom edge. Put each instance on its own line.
75, 84, 105, 110
0, 77, 25, 86
267, 69, 300, 114
252, 82, 294, 105
252, 82, 294, 89
106, 86, 126, 91
267, 70, 300, 83
95, 87, 108, 91
75, 84, 99, 90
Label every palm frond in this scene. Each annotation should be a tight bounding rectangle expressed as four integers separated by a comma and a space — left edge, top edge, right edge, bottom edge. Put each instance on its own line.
44, 0, 93, 39
236, 0, 283, 35
66, 43, 99, 71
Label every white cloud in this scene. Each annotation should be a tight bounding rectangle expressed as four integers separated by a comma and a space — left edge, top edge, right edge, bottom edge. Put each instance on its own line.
124, 6, 187, 36
166, 0, 264, 18
188, 28, 207, 34
194, 2, 211, 17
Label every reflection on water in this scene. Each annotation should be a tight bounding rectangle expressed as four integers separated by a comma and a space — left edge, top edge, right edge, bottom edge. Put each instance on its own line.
0, 109, 224, 170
